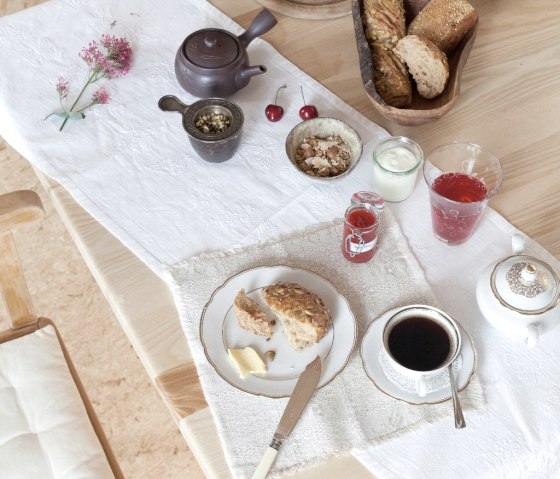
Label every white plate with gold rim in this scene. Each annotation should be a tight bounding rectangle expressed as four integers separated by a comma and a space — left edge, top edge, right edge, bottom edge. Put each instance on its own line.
360, 306, 477, 405
200, 265, 357, 397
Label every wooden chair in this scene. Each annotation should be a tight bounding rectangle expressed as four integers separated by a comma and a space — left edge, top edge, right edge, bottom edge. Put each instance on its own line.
0, 190, 123, 478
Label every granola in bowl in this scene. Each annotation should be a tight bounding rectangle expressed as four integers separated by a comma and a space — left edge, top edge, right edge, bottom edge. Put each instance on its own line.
295, 135, 352, 177
285, 117, 363, 182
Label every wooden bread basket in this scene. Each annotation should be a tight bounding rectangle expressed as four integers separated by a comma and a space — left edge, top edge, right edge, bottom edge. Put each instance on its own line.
352, 0, 478, 126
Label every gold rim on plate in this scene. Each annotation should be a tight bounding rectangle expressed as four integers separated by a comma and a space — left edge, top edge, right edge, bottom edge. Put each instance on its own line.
200, 264, 357, 398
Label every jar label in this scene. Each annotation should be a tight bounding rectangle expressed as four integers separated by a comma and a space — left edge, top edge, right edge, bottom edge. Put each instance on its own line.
348, 237, 378, 253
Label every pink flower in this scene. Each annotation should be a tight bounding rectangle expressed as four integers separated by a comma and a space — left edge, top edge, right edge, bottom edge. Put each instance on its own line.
79, 41, 106, 73
101, 34, 132, 76
91, 87, 110, 105
79, 34, 132, 78
55, 76, 69, 99
50, 32, 132, 131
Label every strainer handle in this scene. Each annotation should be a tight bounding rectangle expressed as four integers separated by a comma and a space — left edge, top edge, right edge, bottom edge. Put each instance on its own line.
158, 95, 190, 115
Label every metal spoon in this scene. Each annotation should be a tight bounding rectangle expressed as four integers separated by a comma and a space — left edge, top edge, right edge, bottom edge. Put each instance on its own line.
448, 364, 466, 429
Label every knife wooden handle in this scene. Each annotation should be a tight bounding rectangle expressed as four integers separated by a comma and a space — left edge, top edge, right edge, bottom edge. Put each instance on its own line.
251, 446, 278, 479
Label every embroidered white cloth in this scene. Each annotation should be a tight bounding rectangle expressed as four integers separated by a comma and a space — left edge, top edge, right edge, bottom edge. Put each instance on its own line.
0, 0, 387, 280
354, 180, 560, 479
169, 213, 484, 479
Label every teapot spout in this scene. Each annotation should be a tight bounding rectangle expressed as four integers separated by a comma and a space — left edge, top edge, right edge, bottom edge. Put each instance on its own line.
238, 65, 267, 81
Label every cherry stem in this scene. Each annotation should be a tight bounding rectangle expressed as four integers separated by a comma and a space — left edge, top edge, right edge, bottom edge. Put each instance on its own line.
300, 85, 307, 105
274, 85, 287, 105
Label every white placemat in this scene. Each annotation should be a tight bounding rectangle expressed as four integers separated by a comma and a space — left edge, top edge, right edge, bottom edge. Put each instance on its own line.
169, 212, 484, 479
0, 0, 388, 279
353, 180, 560, 479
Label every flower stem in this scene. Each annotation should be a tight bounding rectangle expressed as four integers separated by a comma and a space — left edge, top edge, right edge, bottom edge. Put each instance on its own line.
77, 102, 93, 113
59, 69, 98, 131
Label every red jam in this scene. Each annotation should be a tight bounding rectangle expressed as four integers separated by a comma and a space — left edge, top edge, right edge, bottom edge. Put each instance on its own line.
342, 206, 379, 263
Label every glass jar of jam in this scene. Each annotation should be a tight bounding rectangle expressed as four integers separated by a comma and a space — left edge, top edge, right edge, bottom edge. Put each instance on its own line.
342, 192, 385, 263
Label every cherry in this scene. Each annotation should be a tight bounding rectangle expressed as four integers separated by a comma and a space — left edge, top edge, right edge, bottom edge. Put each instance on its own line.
299, 86, 318, 120
265, 85, 286, 122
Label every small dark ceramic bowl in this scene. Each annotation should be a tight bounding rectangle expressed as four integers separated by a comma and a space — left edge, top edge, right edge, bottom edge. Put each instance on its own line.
158, 95, 244, 163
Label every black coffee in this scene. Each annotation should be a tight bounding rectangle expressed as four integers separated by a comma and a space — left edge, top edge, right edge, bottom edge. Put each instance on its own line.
388, 317, 451, 371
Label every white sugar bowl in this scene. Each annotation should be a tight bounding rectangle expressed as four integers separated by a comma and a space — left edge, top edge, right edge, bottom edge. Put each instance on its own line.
476, 234, 560, 347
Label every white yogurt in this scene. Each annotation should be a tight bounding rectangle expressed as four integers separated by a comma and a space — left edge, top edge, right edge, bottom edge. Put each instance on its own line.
373, 140, 423, 202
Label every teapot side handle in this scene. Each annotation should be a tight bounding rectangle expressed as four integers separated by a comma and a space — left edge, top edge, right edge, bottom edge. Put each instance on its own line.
512, 233, 525, 254
526, 324, 539, 348
238, 9, 277, 49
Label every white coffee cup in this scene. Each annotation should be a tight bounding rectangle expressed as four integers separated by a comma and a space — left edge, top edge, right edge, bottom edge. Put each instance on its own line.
382, 305, 461, 397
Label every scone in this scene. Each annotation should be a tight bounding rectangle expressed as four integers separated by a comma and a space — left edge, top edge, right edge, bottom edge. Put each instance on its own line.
261, 282, 330, 351
372, 44, 412, 107
394, 35, 449, 99
233, 289, 275, 339
407, 0, 478, 54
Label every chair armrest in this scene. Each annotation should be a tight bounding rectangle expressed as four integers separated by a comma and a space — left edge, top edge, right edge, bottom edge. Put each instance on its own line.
0, 190, 44, 234
0, 190, 44, 329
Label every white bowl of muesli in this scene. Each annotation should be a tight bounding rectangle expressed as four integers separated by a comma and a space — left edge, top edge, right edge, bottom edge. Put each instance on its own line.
285, 117, 363, 181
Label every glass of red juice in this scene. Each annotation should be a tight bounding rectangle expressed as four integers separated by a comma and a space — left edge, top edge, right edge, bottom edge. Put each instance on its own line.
342, 198, 383, 263
423, 143, 503, 245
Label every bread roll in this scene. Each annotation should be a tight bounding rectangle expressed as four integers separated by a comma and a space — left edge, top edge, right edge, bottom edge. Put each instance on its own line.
394, 35, 449, 99
372, 44, 412, 107
234, 289, 275, 339
408, 0, 478, 54
362, 0, 410, 107
261, 282, 330, 351
362, 0, 406, 47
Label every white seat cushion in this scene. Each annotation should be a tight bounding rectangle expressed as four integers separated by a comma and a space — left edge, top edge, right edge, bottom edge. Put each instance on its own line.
0, 325, 114, 478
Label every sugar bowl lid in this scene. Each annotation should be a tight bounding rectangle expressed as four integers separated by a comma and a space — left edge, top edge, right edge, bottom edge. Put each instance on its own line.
490, 254, 560, 314
184, 29, 239, 69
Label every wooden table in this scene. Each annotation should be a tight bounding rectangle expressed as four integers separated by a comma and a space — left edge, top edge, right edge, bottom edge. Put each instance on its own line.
34, 0, 560, 477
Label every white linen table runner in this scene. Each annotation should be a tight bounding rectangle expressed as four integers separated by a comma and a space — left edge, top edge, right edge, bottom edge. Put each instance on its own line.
0, 0, 388, 280
1, 0, 559, 478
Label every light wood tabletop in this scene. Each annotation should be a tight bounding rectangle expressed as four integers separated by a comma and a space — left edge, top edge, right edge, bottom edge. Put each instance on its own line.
33, 0, 560, 477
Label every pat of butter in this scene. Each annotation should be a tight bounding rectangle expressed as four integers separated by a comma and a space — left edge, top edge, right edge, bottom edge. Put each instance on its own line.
228, 347, 267, 379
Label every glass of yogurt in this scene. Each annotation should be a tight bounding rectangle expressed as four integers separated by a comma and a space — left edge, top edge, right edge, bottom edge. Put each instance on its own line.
373, 137, 424, 202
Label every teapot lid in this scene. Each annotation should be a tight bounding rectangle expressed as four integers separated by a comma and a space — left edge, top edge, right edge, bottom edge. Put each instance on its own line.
491, 255, 560, 314
184, 29, 239, 69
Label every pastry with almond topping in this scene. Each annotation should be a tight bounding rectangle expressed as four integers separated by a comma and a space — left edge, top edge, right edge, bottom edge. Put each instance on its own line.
261, 282, 331, 351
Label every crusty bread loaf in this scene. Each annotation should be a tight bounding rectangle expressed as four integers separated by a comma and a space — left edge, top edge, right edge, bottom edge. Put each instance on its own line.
261, 282, 330, 351
408, 0, 478, 54
362, 0, 406, 47
394, 35, 449, 99
233, 289, 275, 339
362, 0, 411, 107
372, 44, 412, 107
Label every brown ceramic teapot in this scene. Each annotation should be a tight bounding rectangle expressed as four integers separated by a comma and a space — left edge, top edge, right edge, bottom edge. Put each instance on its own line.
174, 9, 277, 98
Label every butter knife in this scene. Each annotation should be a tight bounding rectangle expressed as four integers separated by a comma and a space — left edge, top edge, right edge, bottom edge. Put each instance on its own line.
251, 355, 322, 479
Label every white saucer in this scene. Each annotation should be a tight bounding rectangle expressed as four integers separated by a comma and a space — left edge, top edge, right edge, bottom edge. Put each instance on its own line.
360, 306, 477, 405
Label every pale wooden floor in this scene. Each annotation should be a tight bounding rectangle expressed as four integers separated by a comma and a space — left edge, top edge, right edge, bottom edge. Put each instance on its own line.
0, 1, 204, 477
